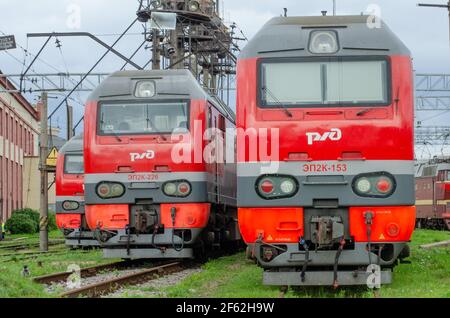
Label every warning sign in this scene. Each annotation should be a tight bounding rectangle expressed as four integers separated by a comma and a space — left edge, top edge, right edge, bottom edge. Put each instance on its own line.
379, 233, 385, 240
46, 147, 58, 166
0, 35, 16, 51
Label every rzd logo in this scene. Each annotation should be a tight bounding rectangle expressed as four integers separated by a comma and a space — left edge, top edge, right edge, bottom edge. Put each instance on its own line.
306, 128, 342, 145
130, 150, 155, 162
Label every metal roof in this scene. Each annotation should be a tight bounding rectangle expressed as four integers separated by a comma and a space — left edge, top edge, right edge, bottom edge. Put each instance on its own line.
58, 134, 83, 154
88, 69, 235, 122
239, 15, 411, 59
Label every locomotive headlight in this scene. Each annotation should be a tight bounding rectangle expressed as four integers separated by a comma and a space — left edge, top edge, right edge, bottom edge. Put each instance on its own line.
309, 30, 339, 54
163, 182, 177, 196
111, 183, 125, 197
63, 201, 80, 211
280, 179, 296, 195
256, 175, 298, 199
356, 178, 371, 194
353, 173, 396, 197
376, 177, 393, 194
97, 182, 125, 199
177, 182, 191, 195
163, 180, 192, 197
187, 0, 200, 12
135, 81, 156, 98
97, 183, 111, 198
259, 178, 274, 194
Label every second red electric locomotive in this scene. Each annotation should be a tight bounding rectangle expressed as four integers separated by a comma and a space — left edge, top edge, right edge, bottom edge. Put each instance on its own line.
84, 69, 239, 259
56, 135, 98, 247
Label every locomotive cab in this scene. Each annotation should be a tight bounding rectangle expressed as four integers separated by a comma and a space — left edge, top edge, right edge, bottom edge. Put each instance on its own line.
84, 70, 239, 259
237, 16, 416, 286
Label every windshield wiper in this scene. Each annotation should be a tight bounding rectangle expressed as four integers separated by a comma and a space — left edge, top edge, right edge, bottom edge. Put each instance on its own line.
262, 86, 293, 118
100, 113, 122, 142
146, 114, 167, 141
356, 108, 373, 116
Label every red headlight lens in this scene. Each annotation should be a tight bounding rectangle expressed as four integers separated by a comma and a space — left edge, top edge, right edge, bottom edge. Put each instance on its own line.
98, 184, 110, 196
376, 177, 393, 194
260, 180, 274, 194
178, 182, 191, 195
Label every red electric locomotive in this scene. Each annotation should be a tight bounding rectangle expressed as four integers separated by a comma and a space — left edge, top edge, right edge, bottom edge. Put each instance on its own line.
84, 69, 239, 259
415, 157, 450, 230
236, 16, 416, 286
56, 135, 98, 247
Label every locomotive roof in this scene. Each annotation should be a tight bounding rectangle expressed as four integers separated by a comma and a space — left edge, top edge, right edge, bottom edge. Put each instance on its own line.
88, 69, 235, 122
239, 15, 410, 59
59, 134, 83, 155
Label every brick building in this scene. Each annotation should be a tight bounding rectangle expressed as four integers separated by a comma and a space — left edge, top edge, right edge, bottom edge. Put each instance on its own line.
0, 71, 40, 223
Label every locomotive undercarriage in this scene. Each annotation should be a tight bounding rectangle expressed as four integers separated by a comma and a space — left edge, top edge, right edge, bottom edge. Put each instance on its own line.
416, 218, 450, 231
62, 216, 100, 248
249, 241, 409, 286
247, 207, 411, 286
64, 229, 100, 248
96, 202, 240, 259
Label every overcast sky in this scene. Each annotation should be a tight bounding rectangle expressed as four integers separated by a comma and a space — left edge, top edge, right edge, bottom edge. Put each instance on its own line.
0, 0, 449, 156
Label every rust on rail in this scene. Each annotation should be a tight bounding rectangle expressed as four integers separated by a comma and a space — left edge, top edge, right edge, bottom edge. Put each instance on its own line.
59, 262, 182, 298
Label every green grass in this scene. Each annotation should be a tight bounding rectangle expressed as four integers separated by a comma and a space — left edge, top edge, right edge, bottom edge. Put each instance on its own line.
0, 229, 448, 298
0, 230, 115, 298
163, 230, 450, 298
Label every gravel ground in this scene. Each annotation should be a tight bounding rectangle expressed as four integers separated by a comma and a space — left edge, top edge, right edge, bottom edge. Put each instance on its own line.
45, 266, 150, 294
105, 267, 203, 298
45, 264, 202, 297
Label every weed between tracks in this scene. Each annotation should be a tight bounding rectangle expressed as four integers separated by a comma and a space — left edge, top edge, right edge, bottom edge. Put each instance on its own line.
159, 230, 450, 298
0, 231, 117, 298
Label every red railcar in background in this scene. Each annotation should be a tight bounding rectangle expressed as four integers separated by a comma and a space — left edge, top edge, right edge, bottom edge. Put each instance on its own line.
236, 16, 416, 286
415, 157, 450, 230
83, 70, 239, 259
56, 135, 98, 247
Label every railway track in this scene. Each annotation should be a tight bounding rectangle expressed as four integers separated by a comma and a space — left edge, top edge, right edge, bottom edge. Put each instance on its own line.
60, 262, 183, 298
0, 249, 69, 263
34, 260, 186, 298
33, 260, 134, 284
0, 240, 65, 251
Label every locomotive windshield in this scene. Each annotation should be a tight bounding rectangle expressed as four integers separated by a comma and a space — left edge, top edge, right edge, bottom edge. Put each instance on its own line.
98, 101, 189, 136
64, 154, 84, 174
260, 57, 389, 107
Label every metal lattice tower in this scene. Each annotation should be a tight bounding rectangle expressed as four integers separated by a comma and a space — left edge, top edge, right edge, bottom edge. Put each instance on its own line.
136, 0, 243, 105
415, 73, 450, 150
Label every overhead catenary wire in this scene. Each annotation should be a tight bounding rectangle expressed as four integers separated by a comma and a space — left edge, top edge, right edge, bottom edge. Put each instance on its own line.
56, 39, 85, 106
0, 29, 87, 94
47, 17, 141, 120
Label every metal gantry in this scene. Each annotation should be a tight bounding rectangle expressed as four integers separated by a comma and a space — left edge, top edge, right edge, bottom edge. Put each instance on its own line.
416, 96, 450, 110
415, 73, 450, 149
415, 126, 450, 145
136, 0, 244, 104
416, 73, 450, 92
0, 73, 109, 93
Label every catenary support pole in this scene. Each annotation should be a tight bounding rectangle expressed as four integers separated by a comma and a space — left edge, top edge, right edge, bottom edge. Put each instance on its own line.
39, 92, 49, 252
